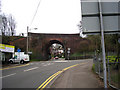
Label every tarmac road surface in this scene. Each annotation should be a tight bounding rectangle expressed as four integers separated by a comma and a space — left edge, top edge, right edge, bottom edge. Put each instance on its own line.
1, 59, 90, 89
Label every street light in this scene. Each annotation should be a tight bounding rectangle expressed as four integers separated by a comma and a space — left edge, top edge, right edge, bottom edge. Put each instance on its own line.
27, 26, 37, 54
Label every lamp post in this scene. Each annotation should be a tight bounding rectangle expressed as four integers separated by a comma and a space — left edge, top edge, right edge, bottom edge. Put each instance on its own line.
26, 26, 37, 54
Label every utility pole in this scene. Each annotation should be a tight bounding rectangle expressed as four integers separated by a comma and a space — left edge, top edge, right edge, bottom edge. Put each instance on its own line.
27, 26, 29, 54
26, 26, 37, 54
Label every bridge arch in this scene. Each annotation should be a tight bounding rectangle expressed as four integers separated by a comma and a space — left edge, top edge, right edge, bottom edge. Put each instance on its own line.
45, 40, 66, 60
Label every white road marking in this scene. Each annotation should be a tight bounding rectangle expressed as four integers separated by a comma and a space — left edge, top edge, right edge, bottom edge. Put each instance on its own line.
0, 73, 16, 79
47, 63, 51, 65
43, 64, 49, 66
24, 67, 39, 72
53, 61, 69, 62
29, 63, 34, 65
43, 63, 54, 66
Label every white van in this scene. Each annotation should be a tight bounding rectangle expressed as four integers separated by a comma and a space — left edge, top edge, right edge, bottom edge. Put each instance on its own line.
9, 52, 30, 64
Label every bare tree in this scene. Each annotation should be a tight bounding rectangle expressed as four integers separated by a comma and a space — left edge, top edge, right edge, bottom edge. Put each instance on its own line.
0, 0, 1, 13
1, 13, 16, 36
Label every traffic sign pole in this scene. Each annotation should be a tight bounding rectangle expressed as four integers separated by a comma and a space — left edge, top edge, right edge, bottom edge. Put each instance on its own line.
67, 48, 71, 60
98, 0, 107, 88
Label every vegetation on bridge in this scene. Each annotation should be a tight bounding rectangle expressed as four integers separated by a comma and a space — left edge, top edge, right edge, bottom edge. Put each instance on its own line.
70, 34, 120, 60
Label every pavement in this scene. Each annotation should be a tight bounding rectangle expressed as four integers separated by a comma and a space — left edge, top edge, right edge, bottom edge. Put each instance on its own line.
50, 60, 104, 88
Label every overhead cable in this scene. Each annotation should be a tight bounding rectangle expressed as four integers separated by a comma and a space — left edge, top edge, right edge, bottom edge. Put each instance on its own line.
30, 0, 42, 26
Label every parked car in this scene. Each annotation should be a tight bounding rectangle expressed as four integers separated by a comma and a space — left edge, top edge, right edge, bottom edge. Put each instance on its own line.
9, 52, 29, 64
54, 56, 59, 59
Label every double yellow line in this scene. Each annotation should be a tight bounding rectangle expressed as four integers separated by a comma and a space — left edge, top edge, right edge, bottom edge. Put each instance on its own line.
36, 71, 63, 90
36, 63, 84, 90
0, 64, 29, 70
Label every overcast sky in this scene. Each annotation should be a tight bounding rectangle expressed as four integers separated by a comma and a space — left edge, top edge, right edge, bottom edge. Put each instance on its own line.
2, 0, 81, 35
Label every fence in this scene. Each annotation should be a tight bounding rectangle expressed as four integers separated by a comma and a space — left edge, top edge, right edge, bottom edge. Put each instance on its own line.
70, 52, 94, 60
93, 55, 120, 89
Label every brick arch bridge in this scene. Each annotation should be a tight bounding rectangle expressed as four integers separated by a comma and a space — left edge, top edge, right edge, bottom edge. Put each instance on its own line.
46, 40, 65, 58
28, 33, 90, 60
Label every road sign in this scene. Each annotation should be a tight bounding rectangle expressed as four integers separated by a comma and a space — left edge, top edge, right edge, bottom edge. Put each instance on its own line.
81, 0, 120, 34
28, 52, 32, 54
67, 51, 70, 54
17, 48, 21, 52
81, 0, 113, 88
68, 48, 71, 51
